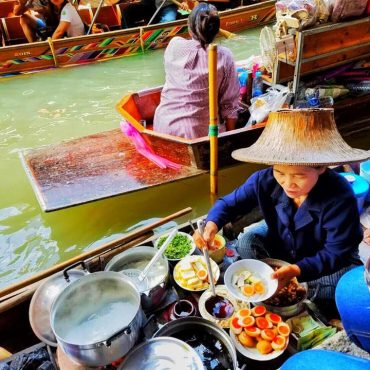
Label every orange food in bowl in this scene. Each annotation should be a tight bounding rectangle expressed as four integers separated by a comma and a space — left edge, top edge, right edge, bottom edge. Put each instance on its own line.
242, 284, 255, 296
244, 326, 261, 337
238, 332, 255, 347
239, 315, 255, 327
261, 328, 276, 341
256, 340, 273, 354
251, 305, 266, 317
271, 335, 286, 350
208, 234, 226, 263
237, 308, 251, 318
256, 316, 272, 330
253, 281, 265, 294
277, 322, 291, 336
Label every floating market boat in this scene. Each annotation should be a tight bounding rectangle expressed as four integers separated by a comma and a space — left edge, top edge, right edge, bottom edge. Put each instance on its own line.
20, 81, 370, 212
0, 1, 276, 78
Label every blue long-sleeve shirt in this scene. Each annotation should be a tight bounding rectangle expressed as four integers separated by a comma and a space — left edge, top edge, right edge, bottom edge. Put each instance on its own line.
206, 167, 362, 281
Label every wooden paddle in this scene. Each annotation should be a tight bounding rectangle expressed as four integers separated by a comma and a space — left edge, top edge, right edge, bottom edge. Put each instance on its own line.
0, 207, 192, 299
171, 0, 236, 39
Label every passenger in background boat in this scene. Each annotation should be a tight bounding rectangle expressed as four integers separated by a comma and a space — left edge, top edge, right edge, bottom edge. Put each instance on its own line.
14, 0, 59, 42
144, 0, 188, 24
153, 3, 239, 139
50, 0, 85, 39
195, 109, 369, 301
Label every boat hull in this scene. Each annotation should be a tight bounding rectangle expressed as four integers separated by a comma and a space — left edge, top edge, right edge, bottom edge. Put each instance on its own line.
0, 2, 276, 78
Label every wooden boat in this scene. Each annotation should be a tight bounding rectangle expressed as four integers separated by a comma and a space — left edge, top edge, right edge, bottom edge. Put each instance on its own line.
0, 1, 276, 78
0, 207, 194, 358
20, 79, 370, 212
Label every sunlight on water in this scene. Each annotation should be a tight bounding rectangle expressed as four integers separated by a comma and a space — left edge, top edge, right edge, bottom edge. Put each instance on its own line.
0, 28, 263, 288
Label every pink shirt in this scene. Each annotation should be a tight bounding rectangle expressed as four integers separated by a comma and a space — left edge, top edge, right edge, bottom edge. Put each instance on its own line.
153, 37, 240, 139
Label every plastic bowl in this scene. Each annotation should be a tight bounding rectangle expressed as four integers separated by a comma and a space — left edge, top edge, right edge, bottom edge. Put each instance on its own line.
154, 231, 196, 261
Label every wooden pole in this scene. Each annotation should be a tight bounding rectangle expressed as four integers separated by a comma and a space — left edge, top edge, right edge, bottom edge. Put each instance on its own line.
0, 207, 192, 299
47, 37, 59, 68
208, 44, 218, 196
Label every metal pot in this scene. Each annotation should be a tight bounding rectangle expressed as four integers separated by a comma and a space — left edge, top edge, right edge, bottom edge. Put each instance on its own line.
154, 316, 239, 370
104, 246, 169, 311
50, 271, 143, 367
29, 262, 88, 346
258, 258, 308, 318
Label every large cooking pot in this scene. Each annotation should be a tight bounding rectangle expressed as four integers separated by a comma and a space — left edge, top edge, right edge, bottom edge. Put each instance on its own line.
104, 246, 169, 311
154, 316, 238, 370
29, 264, 87, 346
50, 271, 143, 367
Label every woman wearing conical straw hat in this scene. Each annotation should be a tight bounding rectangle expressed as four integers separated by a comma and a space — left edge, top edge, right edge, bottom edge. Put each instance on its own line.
197, 108, 369, 301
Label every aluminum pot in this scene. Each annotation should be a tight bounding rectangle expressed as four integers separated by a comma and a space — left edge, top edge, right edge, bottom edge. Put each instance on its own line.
154, 316, 239, 370
50, 271, 143, 367
258, 258, 308, 318
29, 263, 87, 346
104, 246, 169, 311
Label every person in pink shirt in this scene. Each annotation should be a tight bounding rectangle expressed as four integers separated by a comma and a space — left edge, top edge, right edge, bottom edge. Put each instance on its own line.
153, 3, 240, 139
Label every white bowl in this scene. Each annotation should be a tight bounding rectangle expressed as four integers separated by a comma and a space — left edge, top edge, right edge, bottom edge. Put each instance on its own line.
173, 255, 220, 292
154, 231, 196, 261
224, 259, 278, 303
230, 330, 288, 361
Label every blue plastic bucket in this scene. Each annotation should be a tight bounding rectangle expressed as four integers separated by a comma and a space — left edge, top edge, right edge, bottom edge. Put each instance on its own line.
340, 173, 369, 214
360, 160, 370, 201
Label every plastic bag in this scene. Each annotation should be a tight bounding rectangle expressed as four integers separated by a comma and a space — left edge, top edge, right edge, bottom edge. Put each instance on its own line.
247, 84, 290, 126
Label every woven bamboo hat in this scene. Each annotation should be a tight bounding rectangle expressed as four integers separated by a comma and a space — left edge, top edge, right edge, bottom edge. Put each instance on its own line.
232, 108, 369, 166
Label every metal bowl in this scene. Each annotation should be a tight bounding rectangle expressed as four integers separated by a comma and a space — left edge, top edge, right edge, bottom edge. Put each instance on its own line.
154, 316, 238, 370
104, 246, 169, 311
29, 268, 86, 346
257, 258, 308, 318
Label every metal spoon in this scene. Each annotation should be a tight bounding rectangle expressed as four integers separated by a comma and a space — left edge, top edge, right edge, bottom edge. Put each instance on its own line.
123, 228, 177, 290
191, 220, 235, 319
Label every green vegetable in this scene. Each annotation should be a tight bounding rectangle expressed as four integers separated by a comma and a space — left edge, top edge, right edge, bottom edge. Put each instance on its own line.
157, 233, 192, 259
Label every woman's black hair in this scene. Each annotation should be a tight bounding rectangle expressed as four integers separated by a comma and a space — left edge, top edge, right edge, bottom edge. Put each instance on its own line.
188, 3, 220, 49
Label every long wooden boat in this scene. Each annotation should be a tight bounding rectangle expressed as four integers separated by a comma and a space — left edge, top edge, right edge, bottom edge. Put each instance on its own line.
0, 1, 276, 78
0, 207, 195, 358
20, 80, 370, 212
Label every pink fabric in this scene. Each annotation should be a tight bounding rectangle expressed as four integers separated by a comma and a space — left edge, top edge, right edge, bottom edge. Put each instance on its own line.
153, 37, 240, 139
120, 121, 181, 170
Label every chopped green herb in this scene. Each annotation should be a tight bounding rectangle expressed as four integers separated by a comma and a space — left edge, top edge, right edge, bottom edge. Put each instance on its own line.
157, 234, 192, 259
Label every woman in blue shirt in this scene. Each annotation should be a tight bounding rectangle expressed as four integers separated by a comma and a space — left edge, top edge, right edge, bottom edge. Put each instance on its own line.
199, 109, 369, 300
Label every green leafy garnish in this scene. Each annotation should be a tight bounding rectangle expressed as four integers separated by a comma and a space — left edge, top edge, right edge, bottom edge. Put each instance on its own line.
157, 234, 192, 259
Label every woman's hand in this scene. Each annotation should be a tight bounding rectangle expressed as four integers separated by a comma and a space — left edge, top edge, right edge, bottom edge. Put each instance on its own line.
193, 221, 218, 249
179, 1, 190, 10
271, 264, 301, 291
364, 229, 370, 246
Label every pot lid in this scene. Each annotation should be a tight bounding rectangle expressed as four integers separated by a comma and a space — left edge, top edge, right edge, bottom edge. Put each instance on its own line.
118, 337, 204, 370
29, 269, 86, 346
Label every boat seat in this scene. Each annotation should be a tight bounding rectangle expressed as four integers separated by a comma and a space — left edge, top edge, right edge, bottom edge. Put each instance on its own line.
91, 5, 121, 31
132, 89, 162, 125
1, 16, 27, 45
0, 0, 16, 18
78, 7, 93, 27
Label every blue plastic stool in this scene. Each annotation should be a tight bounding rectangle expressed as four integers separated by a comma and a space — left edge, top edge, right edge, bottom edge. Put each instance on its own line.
281, 349, 370, 370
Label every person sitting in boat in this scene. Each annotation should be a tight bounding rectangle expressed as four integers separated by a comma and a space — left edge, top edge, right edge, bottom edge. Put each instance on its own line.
14, 0, 59, 42
194, 109, 369, 301
50, 0, 85, 39
153, 3, 239, 139
145, 0, 189, 24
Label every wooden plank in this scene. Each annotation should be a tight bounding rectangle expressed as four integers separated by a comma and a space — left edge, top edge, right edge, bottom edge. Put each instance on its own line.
20, 129, 205, 211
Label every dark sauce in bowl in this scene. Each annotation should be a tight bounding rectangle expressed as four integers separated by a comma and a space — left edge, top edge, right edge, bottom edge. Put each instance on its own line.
174, 329, 233, 370
205, 296, 234, 319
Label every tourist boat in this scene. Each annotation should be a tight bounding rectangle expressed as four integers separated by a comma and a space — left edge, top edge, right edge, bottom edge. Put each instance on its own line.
0, 0, 276, 78
20, 81, 369, 212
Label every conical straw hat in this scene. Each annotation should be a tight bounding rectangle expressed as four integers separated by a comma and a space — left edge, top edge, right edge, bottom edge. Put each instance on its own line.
232, 108, 369, 166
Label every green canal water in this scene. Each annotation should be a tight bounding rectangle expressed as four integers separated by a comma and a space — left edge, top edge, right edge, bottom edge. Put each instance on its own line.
0, 28, 263, 288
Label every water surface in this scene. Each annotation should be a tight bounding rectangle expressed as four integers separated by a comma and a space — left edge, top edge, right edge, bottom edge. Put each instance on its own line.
0, 28, 263, 288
